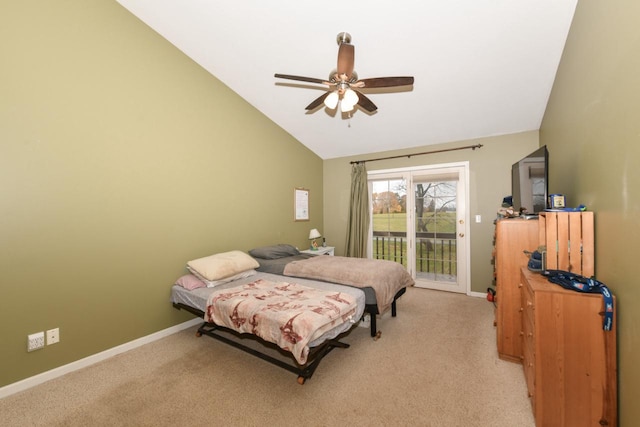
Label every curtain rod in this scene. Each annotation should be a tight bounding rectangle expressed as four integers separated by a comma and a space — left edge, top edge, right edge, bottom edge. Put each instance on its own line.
350, 143, 483, 164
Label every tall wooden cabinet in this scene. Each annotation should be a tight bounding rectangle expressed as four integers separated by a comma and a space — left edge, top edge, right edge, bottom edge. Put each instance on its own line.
520, 268, 617, 427
495, 212, 596, 361
494, 218, 539, 361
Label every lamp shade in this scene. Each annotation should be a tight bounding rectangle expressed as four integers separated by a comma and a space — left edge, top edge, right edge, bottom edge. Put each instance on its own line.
308, 228, 322, 240
324, 91, 339, 109
341, 88, 359, 112
343, 88, 359, 105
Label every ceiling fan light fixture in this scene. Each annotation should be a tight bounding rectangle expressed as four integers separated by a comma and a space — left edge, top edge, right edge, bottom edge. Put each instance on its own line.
324, 91, 339, 109
340, 88, 359, 112
343, 88, 359, 106
274, 33, 414, 115
341, 100, 356, 113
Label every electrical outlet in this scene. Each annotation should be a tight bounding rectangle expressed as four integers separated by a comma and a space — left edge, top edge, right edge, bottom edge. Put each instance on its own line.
46, 328, 60, 345
28, 332, 45, 352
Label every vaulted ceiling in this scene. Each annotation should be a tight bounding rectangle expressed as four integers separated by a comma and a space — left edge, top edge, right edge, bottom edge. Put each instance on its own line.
116, 0, 577, 159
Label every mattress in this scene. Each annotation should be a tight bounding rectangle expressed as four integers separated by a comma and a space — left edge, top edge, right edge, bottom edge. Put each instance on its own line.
171, 272, 366, 347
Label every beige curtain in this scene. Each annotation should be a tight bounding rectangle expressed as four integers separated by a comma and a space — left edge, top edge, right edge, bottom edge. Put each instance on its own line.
344, 162, 369, 258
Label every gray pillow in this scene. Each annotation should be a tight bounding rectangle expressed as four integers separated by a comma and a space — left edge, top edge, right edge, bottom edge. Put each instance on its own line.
249, 244, 300, 259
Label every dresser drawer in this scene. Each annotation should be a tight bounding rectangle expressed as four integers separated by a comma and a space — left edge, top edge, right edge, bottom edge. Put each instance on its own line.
521, 279, 534, 309
521, 279, 536, 401
523, 343, 536, 401
520, 280, 535, 331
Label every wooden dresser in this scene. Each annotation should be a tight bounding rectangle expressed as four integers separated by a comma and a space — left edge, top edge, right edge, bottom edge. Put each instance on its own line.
494, 218, 539, 361
520, 268, 617, 427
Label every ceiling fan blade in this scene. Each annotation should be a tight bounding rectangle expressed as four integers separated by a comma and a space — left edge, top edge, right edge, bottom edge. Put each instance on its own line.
355, 76, 414, 88
274, 74, 329, 85
354, 90, 377, 113
336, 43, 355, 80
305, 92, 331, 111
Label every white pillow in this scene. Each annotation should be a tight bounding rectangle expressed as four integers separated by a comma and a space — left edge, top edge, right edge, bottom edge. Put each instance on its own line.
186, 250, 259, 281
187, 267, 257, 288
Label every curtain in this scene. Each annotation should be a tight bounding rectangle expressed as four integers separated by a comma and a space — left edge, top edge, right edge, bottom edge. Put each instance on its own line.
344, 162, 369, 258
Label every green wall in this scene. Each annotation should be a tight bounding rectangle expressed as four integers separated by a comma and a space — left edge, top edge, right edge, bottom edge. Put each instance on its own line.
323, 132, 539, 294
540, 1, 640, 423
0, 2, 322, 387
4, 2, 636, 423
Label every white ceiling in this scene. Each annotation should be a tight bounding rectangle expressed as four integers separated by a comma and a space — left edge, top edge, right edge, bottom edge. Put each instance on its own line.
116, 0, 577, 160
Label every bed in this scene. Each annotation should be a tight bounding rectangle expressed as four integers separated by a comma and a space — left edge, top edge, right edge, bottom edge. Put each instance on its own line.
249, 244, 414, 338
171, 250, 366, 384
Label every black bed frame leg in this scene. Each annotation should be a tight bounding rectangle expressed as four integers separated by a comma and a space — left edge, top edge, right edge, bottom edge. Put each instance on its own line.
370, 315, 377, 338
365, 288, 406, 339
370, 300, 399, 339
369, 315, 381, 340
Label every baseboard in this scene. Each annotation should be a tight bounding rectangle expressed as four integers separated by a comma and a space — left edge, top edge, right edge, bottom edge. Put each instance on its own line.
0, 318, 202, 400
468, 291, 487, 298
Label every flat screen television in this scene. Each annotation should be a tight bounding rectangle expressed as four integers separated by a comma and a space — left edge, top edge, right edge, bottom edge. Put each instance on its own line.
511, 145, 549, 214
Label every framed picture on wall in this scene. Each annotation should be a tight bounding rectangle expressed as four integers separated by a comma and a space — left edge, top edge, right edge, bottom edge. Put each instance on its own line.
294, 188, 309, 221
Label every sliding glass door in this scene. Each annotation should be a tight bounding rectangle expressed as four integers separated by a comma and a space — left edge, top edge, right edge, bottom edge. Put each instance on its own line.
369, 163, 469, 293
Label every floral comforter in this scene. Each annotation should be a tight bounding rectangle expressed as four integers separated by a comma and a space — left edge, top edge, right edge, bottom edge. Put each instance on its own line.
205, 279, 358, 364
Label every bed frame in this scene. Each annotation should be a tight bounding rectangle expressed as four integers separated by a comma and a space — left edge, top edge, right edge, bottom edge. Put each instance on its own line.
173, 302, 354, 384
172, 286, 406, 383
365, 287, 406, 339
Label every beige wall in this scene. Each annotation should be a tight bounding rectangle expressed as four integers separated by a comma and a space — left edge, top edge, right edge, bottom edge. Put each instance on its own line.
540, 1, 640, 423
0, 2, 322, 387
323, 132, 539, 294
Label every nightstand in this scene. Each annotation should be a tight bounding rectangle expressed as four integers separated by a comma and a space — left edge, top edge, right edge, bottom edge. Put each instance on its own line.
300, 246, 335, 256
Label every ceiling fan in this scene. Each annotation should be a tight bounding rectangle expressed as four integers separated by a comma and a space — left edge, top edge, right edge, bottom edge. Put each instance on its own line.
274, 32, 414, 114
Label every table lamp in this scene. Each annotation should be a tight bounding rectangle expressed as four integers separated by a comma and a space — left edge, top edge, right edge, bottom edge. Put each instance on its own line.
308, 228, 321, 250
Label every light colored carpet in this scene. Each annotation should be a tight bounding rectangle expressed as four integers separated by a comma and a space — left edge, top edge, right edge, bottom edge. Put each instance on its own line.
0, 287, 535, 426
